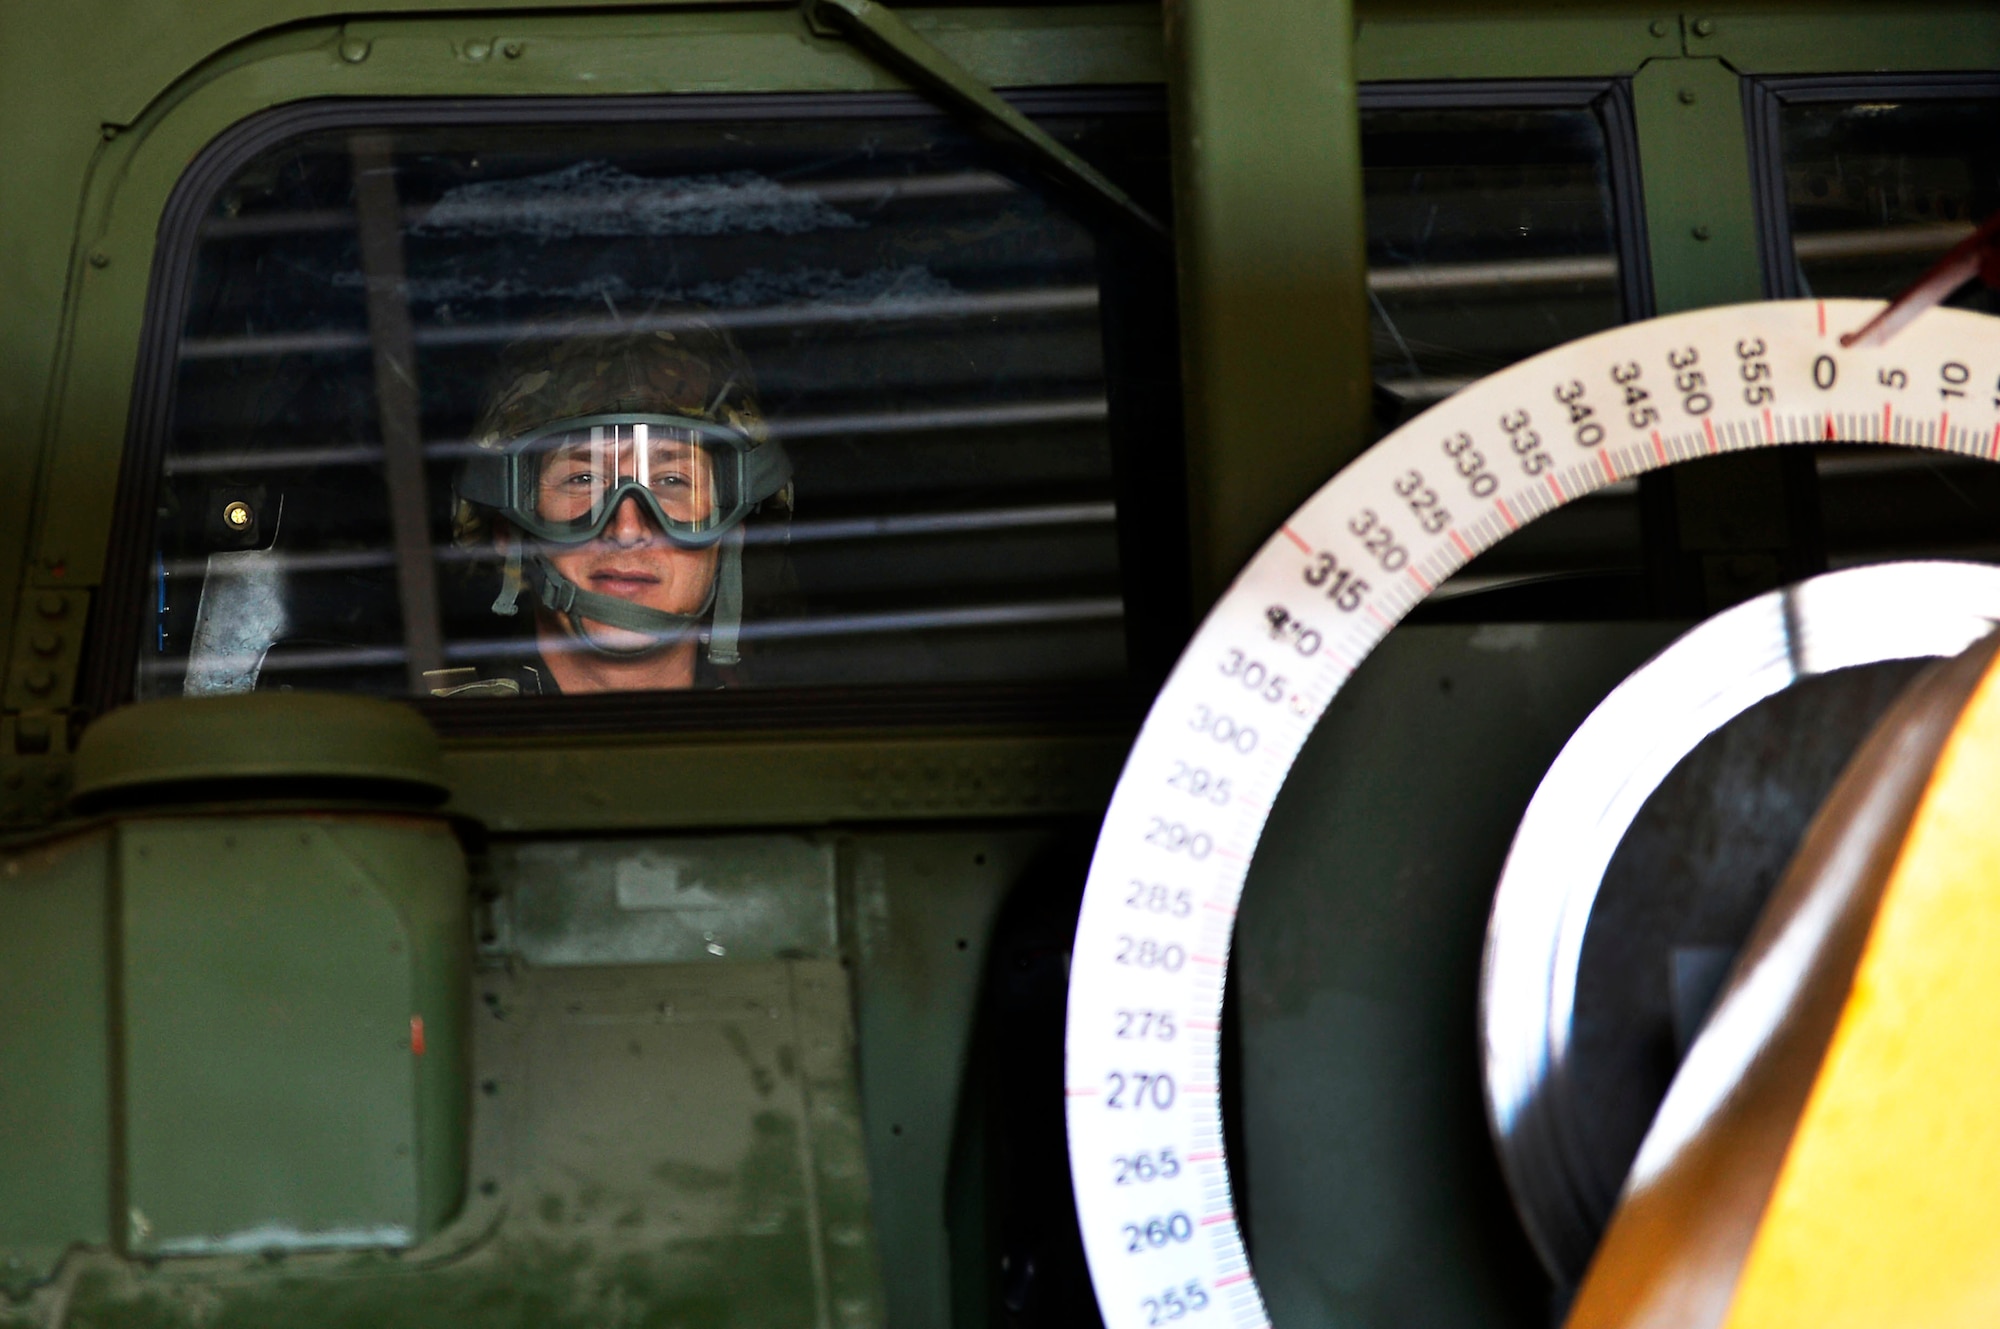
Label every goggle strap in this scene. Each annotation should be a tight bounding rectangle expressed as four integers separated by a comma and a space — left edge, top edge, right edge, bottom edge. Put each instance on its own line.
743, 438, 794, 499
491, 537, 526, 616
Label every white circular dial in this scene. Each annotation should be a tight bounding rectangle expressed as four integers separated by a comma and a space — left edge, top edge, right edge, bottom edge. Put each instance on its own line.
1063, 299, 2000, 1329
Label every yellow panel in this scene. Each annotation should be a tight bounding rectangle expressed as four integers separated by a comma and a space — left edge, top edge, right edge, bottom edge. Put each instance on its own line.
1724, 646, 2000, 1329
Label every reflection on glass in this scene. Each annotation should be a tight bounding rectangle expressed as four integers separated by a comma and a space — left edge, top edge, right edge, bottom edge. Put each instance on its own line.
1362, 96, 1644, 611
1779, 96, 2000, 315
1362, 103, 1628, 413
141, 107, 1163, 699
1774, 92, 2000, 574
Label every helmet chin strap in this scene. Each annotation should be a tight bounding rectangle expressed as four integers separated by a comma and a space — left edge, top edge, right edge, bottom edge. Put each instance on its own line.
708, 526, 746, 666
494, 530, 746, 663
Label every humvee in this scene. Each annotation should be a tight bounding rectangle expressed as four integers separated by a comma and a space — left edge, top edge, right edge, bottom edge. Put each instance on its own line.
3, 1, 1998, 1324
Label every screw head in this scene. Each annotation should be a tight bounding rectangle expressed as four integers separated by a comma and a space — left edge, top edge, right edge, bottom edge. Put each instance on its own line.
502, 40, 524, 59
339, 37, 371, 63
1692, 17, 1715, 36
223, 500, 253, 531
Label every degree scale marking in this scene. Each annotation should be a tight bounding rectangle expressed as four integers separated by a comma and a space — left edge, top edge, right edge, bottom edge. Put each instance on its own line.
1063, 301, 2000, 1329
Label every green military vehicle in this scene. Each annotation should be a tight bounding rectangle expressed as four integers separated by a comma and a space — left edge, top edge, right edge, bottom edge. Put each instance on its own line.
4, 0, 1999, 1324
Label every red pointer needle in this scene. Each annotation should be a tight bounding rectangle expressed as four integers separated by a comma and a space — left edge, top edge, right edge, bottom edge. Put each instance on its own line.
1841, 206, 2000, 349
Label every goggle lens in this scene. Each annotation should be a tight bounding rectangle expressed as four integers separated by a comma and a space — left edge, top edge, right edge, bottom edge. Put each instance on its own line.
511, 421, 746, 543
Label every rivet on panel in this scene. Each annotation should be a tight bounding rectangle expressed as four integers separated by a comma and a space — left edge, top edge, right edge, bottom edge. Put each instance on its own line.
36, 594, 65, 619
502, 40, 524, 59
29, 631, 60, 658
87, 251, 109, 269
464, 39, 492, 62
1678, 88, 1698, 105
1692, 224, 1712, 241
340, 37, 371, 63
1648, 19, 1670, 37
1691, 17, 1715, 36
23, 668, 55, 696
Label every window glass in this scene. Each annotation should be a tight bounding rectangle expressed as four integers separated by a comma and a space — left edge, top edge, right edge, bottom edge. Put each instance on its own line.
1362, 98, 1635, 417
1360, 92, 1648, 614
1766, 89, 2000, 575
139, 103, 1163, 701
1775, 94, 2000, 315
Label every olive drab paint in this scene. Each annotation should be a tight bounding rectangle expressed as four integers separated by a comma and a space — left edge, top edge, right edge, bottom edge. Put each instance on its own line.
3, 4, 2000, 1329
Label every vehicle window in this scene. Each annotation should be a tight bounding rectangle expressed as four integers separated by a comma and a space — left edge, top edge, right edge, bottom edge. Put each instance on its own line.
1361, 88, 1644, 421
1360, 85, 1650, 616
1753, 80, 2000, 576
134, 100, 1165, 702
1762, 84, 2000, 312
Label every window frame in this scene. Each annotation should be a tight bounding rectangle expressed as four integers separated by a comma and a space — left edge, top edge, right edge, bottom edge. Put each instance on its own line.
1356, 77, 1656, 328
1745, 72, 2000, 300
88, 88, 1179, 736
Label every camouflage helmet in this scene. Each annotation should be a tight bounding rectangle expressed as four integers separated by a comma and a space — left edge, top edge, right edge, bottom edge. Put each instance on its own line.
453, 321, 787, 546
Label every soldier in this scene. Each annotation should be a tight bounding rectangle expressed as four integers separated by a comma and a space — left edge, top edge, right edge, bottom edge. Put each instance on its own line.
443, 323, 792, 695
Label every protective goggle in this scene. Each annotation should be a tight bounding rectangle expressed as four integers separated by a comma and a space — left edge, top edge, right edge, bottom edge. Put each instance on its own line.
460, 413, 791, 548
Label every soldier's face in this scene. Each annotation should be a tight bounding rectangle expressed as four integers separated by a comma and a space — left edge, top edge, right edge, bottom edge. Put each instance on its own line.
528, 437, 721, 651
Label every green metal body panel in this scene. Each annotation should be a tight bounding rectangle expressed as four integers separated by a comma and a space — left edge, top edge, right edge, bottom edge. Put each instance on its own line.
0, 830, 115, 1284
72, 695, 449, 808
1686, 5, 2000, 73
0, 810, 470, 1282
1634, 57, 1764, 315
471, 825, 1051, 1329
1356, 11, 1682, 80
119, 816, 469, 1257
445, 733, 1130, 832
843, 831, 1044, 1329
1167, 0, 1372, 604
4, 959, 877, 1329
